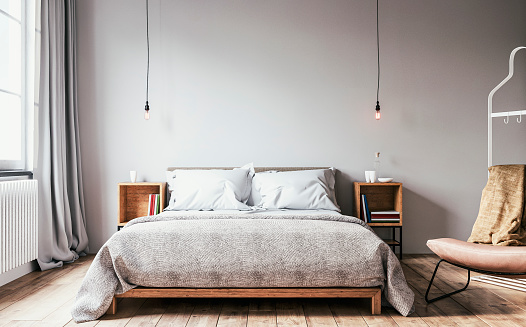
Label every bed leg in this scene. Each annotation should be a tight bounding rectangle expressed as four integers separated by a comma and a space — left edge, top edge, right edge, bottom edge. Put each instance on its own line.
107, 297, 117, 315
371, 289, 381, 314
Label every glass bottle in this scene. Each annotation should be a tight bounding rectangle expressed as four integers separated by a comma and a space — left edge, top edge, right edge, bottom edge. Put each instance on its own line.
373, 152, 380, 179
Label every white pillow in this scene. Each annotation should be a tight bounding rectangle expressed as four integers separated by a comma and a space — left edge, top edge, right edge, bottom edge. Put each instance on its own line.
252, 168, 340, 211
165, 164, 254, 210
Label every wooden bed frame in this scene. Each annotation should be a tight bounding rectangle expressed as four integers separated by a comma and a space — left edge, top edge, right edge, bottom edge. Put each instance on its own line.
108, 167, 382, 315
108, 287, 382, 315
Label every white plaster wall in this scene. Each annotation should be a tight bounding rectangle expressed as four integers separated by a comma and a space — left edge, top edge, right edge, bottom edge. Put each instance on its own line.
76, 0, 526, 253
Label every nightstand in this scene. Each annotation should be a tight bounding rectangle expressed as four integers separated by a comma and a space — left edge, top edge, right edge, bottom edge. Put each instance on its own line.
118, 182, 166, 230
353, 182, 403, 259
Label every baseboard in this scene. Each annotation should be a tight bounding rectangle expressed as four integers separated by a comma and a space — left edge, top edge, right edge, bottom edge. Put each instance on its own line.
0, 260, 39, 287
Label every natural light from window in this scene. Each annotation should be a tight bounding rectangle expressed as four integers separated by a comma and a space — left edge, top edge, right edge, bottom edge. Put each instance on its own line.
0, 0, 22, 161
0, 0, 38, 170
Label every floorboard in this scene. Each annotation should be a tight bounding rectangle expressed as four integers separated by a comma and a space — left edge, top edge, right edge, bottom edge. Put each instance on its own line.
328, 299, 368, 327
124, 298, 168, 327
247, 300, 277, 327
302, 300, 338, 327
401, 262, 488, 327
216, 300, 249, 327
155, 300, 194, 326
96, 298, 146, 327
186, 301, 222, 327
275, 301, 307, 327
1, 254, 525, 327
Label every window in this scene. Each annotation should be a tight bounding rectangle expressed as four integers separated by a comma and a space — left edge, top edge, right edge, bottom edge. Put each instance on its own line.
0, 0, 38, 171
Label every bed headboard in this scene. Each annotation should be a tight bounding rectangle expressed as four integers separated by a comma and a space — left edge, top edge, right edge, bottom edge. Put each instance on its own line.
167, 167, 330, 173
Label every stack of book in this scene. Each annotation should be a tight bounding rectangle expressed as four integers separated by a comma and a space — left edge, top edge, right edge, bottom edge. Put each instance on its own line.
147, 194, 161, 216
370, 210, 400, 223
360, 194, 400, 223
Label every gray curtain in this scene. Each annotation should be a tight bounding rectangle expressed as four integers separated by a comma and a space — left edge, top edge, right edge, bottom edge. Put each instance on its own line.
36, 0, 88, 271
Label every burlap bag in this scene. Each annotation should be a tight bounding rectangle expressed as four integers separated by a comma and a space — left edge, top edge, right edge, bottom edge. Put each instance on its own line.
468, 165, 526, 246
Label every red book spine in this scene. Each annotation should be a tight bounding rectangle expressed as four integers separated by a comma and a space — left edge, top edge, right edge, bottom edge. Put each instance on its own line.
371, 214, 400, 219
149, 194, 155, 215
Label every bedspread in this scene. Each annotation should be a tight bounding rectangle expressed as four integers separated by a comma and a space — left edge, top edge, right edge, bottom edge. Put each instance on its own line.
71, 211, 414, 322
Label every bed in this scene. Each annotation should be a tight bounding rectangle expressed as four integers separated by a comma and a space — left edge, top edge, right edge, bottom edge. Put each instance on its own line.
71, 166, 414, 322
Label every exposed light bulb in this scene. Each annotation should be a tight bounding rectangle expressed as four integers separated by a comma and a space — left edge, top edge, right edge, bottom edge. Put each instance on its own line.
144, 101, 150, 120
375, 101, 381, 120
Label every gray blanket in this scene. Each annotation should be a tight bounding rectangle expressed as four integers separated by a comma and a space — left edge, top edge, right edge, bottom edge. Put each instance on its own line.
71, 211, 414, 322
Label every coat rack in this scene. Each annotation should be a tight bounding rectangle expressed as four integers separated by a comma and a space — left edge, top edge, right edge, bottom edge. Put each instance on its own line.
488, 46, 526, 168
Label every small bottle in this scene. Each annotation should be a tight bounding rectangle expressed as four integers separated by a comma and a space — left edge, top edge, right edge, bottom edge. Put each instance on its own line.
373, 152, 380, 179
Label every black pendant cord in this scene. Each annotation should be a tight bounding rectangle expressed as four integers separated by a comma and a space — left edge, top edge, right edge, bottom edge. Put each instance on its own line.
145, 0, 150, 108
376, 0, 380, 104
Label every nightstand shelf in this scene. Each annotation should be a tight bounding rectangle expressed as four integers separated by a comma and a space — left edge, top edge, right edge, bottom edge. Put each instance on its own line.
118, 182, 166, 230
353, 182, 403, 259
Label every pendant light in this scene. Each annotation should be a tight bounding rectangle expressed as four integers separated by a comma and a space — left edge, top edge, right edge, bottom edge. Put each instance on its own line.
375, 0, 381, 120
144, 0, 151, 120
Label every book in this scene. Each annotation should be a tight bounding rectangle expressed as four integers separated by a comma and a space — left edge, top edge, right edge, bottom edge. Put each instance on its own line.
147, 194, 160, 216
370, 219, 400, 223
361, 194, 367, 222
361, 194, 371, 223
370, 210, 400, 219
365, 196, 371, 223
155, 194, 160, 215
147, 194, 153, 216
371, 214, 400, 219
371, 210, 399, 215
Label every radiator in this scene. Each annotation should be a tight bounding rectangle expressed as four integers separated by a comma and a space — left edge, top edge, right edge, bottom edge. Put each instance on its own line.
0, 180, 38, 274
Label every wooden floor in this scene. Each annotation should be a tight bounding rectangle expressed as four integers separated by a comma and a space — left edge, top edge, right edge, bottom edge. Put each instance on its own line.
1, 254, 526, 326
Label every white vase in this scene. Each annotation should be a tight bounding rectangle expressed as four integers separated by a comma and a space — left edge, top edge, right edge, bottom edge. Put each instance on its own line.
130, 171, 137, 183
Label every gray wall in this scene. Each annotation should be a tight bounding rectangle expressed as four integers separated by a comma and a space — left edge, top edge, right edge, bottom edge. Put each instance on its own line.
76, 0, 526, 253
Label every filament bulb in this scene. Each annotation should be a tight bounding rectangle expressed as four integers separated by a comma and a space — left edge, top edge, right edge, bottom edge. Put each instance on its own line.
144, 101, 150, 120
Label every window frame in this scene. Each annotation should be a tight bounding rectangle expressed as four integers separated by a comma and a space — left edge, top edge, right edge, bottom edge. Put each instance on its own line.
0, 0, 36, 171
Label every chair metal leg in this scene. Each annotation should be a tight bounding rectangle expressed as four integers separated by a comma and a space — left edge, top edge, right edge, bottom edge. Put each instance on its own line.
425, 259, 470, 303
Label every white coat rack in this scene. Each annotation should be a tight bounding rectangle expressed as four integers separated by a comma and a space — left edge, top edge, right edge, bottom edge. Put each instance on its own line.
488, 46, 526, 168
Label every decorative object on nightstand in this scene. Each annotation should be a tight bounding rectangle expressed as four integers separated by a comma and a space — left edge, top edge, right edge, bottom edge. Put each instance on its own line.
130, 170, 137, 183
118, 182, 166, 230
354, 181, 403, 259
373, 152, 381, 177
365, 170, 376, 183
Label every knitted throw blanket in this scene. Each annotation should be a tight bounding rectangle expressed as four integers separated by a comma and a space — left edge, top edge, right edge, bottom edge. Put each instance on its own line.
71, 212, 414, 322
468, 165, 526, 245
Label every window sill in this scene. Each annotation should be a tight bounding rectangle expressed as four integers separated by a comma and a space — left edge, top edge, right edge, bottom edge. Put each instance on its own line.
0, 170, 33, 178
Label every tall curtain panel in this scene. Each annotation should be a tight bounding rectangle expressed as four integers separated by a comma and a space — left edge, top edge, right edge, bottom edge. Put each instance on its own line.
36, 0, 88, 270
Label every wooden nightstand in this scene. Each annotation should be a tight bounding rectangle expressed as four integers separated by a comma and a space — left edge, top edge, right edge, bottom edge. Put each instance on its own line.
353, 182, 403, 259
118, 182, 166, 230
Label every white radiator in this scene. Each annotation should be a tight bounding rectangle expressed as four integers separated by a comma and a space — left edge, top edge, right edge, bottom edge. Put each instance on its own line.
0, 180, 38, 274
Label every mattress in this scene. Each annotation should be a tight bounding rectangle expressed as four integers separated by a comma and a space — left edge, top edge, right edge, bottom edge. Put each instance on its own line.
71, 209, 414, 322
